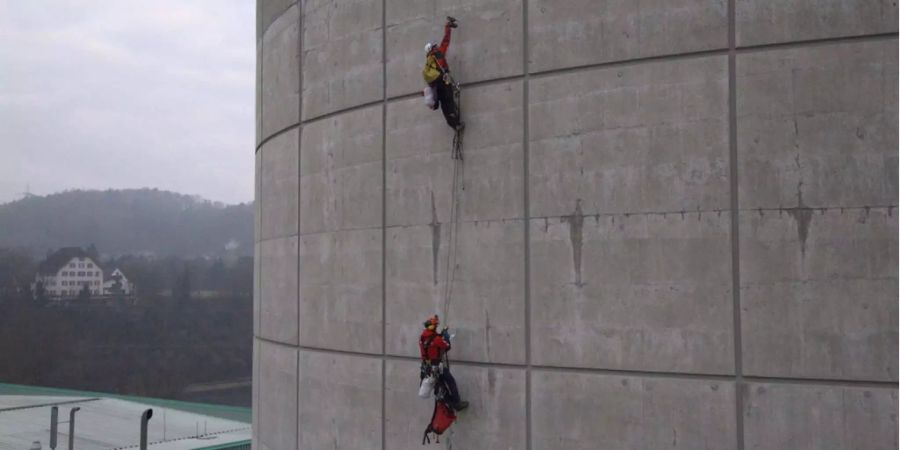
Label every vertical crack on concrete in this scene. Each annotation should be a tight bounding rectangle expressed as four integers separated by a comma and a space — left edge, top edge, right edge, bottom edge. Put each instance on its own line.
563, 199, 585, 288
484, 307, 492, 361
430, 191, 441, 286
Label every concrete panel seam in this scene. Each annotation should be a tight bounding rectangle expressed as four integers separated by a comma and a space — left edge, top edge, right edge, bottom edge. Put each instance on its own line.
295, 1, 302, 448
381, 0, 387, 448
255, 336, 900, 386
522, 0, 532, 449
300, 100, 385, 126
735, 31, 899, 53
256, 123, 300, 153
259, 1, 297, 41
728, 0, 745, 447
387, 74, 532, 103
742, 376, 900, 389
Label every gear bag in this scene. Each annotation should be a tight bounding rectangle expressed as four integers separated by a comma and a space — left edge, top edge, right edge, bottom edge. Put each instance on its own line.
418, 375, 435, 399
422, 400, 456, 444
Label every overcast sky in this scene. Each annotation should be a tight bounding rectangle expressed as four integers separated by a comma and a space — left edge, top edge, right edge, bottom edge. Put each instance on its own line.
0, 0, 255, 205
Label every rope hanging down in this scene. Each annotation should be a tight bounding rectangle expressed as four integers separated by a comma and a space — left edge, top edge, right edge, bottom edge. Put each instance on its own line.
441, 80, 463, 324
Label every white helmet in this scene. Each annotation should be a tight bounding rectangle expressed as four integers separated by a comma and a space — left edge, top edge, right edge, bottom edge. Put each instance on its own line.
424, 42, 436, 54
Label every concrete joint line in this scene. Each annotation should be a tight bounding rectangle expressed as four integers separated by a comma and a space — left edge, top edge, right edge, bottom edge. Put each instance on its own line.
255, 122, 300, 152
727, 0, 744, 448
380, 0, 388, 448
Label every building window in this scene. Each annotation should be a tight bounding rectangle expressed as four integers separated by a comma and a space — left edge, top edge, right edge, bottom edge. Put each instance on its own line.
69, 263, 75, 268
78, 263, 84, 268
87, 263, 93, 268
62, 281, 67, 286
78, 271, 85, 276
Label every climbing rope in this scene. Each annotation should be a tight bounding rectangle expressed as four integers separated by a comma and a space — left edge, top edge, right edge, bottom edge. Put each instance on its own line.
441, 80, 463, 325
441, 156, 462, 323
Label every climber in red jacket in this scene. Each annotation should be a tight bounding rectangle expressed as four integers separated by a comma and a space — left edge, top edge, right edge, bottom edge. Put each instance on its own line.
419, 315, 468, 411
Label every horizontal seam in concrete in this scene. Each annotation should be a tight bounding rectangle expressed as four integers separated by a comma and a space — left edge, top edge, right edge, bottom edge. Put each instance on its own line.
735, 32, 899, 54
274, 202, 900, 241
386, 74, 526, 102
296, 226, 384, 237
257, 234, 299, 245
529, 48, 729, 80
256, 123, 300, 152
386, 217, 526, 230
743, 376, 899, 389
300, 100, 385, 126
743, 205, 898, 213
258, 2, 297, 40
254, 336, 899, 387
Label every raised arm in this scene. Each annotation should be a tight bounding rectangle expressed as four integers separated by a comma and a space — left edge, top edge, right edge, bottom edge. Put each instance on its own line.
437, 23, 452, 54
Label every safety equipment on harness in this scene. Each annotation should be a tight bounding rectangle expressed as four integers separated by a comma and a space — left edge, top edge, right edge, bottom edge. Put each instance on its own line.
418, 375, 436, 399
422, 401, 457, 444
423, 86, 437, 110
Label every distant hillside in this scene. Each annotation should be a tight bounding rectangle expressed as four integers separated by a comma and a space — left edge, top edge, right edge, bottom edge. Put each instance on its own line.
0, 189, 253, 258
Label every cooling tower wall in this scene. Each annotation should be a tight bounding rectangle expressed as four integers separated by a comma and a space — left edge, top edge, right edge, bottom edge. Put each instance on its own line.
254, 0, 899, 448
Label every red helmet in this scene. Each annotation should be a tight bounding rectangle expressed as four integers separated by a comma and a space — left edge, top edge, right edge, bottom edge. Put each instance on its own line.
423, 315, 439, 328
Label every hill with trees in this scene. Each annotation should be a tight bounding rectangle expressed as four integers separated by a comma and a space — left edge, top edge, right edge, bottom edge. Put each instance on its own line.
0, 189, 253, 258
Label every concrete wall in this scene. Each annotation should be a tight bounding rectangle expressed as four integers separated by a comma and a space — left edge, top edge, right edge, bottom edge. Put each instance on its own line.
254, 0, 898, 448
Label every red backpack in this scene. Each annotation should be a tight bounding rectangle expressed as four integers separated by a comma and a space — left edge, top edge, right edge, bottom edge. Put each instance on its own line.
422, 400, 456, 444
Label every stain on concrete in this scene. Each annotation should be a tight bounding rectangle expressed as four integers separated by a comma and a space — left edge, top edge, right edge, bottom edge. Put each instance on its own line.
787, 172, 814, 256
430, 191, 441, 286
562, 199, 585, 288
787, 208, 813, 256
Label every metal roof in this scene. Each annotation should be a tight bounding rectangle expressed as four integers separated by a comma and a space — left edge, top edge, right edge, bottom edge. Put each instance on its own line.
0, 389, 251, 450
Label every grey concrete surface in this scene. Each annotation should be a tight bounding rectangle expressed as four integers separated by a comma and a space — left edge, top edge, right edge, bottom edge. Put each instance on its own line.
736, 0, 899, 47
261, 5, 300, 140
528, 0, 728, 72
256, 340, 298, 450
259, 236, 299, 345
299, 229, 382, 353
259, 128, 299, 240
740, 208, 898, 380
386, 220, 526, 364
530, 211, 735, 374
743, 382, 899, 449
298, 351, 382, 449
385, 0, 523, 97
386, 81, 524, 226
301, 0, 383, 120
254, 0, 899, 447
300, 105, 383, 234
737, 40, 898, 209
532, 370, 737, 449
529, 56, 730, 218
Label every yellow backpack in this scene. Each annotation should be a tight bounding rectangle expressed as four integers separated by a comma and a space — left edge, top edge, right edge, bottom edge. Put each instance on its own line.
422, 54, 442, 84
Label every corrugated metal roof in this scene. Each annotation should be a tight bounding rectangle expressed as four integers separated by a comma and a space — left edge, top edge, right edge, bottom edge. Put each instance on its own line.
0, 386, 251, 450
